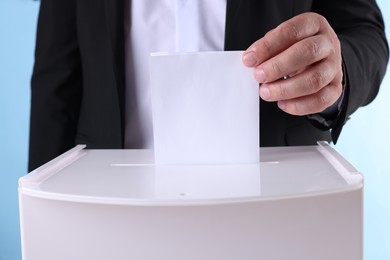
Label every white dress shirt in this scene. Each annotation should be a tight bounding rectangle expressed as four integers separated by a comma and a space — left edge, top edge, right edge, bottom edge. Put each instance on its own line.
124, 0, 227, 149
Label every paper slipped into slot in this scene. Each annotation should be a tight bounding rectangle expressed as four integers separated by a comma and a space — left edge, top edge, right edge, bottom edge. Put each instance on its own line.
150, 51, 259, 165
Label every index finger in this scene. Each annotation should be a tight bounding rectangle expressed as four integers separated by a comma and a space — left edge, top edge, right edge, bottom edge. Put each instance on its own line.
242, 12, 325, 67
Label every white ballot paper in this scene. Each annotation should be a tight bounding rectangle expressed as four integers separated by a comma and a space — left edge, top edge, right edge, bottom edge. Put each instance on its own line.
150, 51, 259, 165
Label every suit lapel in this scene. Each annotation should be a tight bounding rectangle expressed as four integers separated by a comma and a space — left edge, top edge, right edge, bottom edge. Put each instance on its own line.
225, 0, 243, 50
103, 0, 126, 140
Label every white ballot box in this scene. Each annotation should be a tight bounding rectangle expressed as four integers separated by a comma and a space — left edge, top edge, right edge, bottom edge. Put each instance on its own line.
18, 142, 363, 260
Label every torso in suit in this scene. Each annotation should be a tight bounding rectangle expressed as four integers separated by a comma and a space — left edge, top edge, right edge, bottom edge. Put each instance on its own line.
28, 0, 388, 171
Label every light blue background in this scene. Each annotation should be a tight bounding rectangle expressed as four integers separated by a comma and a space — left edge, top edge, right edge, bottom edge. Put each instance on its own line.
0, 0, 389, 259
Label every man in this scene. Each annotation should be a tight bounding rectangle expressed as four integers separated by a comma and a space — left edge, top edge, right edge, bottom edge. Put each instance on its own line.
28, 0, 388, 171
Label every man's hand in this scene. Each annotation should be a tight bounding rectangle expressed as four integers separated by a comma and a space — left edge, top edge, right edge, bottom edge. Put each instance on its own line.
243, 12, 343, 116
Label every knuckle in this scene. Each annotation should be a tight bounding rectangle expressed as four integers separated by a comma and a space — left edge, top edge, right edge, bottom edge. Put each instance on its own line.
259, 38, 273, 54
311, 41, 321, 57
312, 13, 328, 31
336, 84, 343, 97
306, 71, 325, 93
277, 83, 289, 99
315, 93, 329, 111
292, 101, 304, 116
301, 40, 321, 59
271, 61, 283, 76
330, 79, 342, 97
282, 22, 303, 41
329, 41, 338, 56
316, 14, 328, 27
333, 83, 343, 101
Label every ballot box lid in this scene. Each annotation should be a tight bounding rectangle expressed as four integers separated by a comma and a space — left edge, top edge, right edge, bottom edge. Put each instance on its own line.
19, 142, 362, 205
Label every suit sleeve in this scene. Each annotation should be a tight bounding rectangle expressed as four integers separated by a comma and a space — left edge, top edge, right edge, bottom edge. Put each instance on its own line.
28, 0, 82, 171
312, 0, 389, 143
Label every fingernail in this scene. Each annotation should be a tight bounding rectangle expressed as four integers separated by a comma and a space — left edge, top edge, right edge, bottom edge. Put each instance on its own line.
255, 69, 266, 83
259, 86, 270, 100
278, 101, 286, 110
243, 51, 258, 67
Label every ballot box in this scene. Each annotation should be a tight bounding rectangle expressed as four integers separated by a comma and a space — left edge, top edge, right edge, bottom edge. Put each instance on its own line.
18, 142, 363, 260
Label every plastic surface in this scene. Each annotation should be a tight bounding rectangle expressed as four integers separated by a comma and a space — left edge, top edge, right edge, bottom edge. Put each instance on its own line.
18, 143, 363, 260
19, 142, 362, 205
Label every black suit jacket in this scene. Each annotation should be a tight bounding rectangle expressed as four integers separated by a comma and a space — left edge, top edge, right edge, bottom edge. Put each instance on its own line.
28, 0, 388, 171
